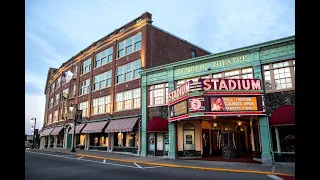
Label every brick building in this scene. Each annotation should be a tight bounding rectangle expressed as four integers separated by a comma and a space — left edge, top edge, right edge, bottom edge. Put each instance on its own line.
39, 12, 210, 154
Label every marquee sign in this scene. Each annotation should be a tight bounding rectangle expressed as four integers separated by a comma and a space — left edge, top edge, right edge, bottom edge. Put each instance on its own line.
201, 79, 261, 91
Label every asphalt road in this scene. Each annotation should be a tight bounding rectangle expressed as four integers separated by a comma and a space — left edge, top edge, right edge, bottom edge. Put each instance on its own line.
25, 151, 276, 180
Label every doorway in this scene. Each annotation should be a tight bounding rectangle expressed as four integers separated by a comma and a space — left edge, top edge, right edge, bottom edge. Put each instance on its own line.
211, 130, 221, 156
202, 129, 210, 157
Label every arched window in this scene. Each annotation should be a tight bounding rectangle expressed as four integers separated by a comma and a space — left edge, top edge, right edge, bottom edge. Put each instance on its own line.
183, 123, 195, 151
224, 124, 234, 131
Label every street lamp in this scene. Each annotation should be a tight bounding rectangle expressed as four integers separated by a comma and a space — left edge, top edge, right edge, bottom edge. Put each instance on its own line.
70, 104, 76, 152
31, 118, 36, 149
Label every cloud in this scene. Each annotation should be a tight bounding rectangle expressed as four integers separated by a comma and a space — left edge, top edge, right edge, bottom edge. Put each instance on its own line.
25, 70, 47, 93
25, 94, 45, 135
26, 31, 67, 68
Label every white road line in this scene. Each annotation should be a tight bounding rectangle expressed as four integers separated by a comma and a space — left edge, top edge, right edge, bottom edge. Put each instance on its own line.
26, 151, 140, 169
77, 156, 83, 159
143, 166, 162, 169
133, 162, 142, 169
267, 175, 284, 180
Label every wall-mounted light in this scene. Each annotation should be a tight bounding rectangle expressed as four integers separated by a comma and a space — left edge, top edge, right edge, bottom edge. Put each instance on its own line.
237, 121, 242, 126
237, 115, 241, 117
213, 122, 218, 127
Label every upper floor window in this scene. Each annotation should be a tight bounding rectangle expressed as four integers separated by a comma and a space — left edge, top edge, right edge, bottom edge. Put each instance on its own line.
51, 83, 55, 94
93, 70, 112, 91
73, 65, 78, 77
149, 83, 169, 106
95, 47, 113, 68
175, 76, 209, 88
54, 93, 59, 106
49, 98, 53, 109
79, 79, 90, 96
62, 88, 69, 100
191, 48, 196, 58
72, 84, 76, 97
79, 101, 89, 117
115, 88, 141, 111
53, 110, 58, 122
56, 76, 61, 89
81, 58, 92, 75
263, 60, 295, 91
116, 59, 141, 84
211, 67, 254, 79
48, 113, 52, 124
117, 33, 142, 58
92, 96, 111, 115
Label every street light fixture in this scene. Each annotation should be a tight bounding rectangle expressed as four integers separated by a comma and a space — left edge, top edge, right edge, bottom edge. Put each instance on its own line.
70, 104, 76, 152
31, 118, 36, 149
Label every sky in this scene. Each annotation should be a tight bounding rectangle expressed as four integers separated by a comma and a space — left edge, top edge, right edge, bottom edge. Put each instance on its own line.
25, 0, 295, 135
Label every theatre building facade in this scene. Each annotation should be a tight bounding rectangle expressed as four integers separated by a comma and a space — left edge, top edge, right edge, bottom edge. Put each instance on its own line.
140, 36, 295, 164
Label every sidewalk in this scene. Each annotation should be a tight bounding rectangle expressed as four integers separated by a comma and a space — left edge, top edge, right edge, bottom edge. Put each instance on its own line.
34, 148, 294, 176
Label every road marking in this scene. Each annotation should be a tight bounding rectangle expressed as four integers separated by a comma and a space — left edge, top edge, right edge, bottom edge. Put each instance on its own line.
134, 162, 142, 169
267, 175, 284, 180
103, 159, 106, 163
77, 156, 83, 159
26, 151, 141, 169
143, 166, 162, 169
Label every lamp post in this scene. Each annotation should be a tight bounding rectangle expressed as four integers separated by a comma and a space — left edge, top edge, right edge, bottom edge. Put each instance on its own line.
31, 118, 36, 149
69, 104, 76, 152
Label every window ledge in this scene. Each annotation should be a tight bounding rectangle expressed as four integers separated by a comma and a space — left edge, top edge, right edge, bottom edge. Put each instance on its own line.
115, 77, 141, 86
114, 108, 140, 113
116, 49, 141, 60
148, 104, 168, 108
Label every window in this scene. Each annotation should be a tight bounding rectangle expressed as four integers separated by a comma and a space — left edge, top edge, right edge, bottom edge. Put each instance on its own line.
149, 83, 168, 106
115, 88, 141, 111
95, 47, 113, 68
191, 49, 196, 58
48, 113, 52, 124
263, 60, 295, 91
79, 101, 88, 117
79, 79, 90, 95
117, 33, 142, 58
81, 58, 92, 74
73, 65, 78, 77
175, 77, 202, 88
91, 96, 111, 115
51, 83, 55, 93
49, 98, 53, 109
54, 93, 59, 106
62, 88, 69, 100
116, 59, 141, 84
212, 67, 254, 79
93, 70, 112, 91
53, 110, 58, 122
124, 91, 132, 109
56, 77, 61, 89
72, 84, 76, 97
133, 88, 141, 108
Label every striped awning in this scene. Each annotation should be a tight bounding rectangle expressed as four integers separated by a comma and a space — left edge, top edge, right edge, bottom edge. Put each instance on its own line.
81, 121, 109, 134
68, 123, 87, 134
40, 128, 55, 137
50, 126, 64, 136
104, 117, 139, 133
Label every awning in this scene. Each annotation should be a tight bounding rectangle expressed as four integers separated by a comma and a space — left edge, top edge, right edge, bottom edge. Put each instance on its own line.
270, 105, 295, 127
147, 117, 168, 132
68, 123, 87, 134
81, 121, 109, 134
104, 117, 139, 133
50, 126, 64, 136
40, 128, 55, 137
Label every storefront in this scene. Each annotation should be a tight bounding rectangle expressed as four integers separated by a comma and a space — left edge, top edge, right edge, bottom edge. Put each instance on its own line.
139, 35, 294, 164
146, 117, 169, 156
68, 123, 87, 149
168, 78, 265, 160
50, 126, 64, 148
39, 127, 55, 149
105, 117, 140, 154
81, 121, 109, 151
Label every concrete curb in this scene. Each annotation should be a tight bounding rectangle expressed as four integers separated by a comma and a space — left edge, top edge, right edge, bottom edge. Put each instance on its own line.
76, 153, 293, 177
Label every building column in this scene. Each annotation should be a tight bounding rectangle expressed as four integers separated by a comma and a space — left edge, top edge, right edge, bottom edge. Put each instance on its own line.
140, 75, 148, 156
54, 136, 58, 148
244, 126, 249, 151
259, 116, 273, 164
275, 127, 281, 153
48, 136, 51, 148
85, 134, 90, 150
168, 122, 177, 159
250, 118, 255, 152
108, 132, 113, 152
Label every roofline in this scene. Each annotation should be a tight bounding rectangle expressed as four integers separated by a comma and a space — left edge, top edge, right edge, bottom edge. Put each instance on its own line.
152, 25, 211, 54
140, 35, 295, 75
